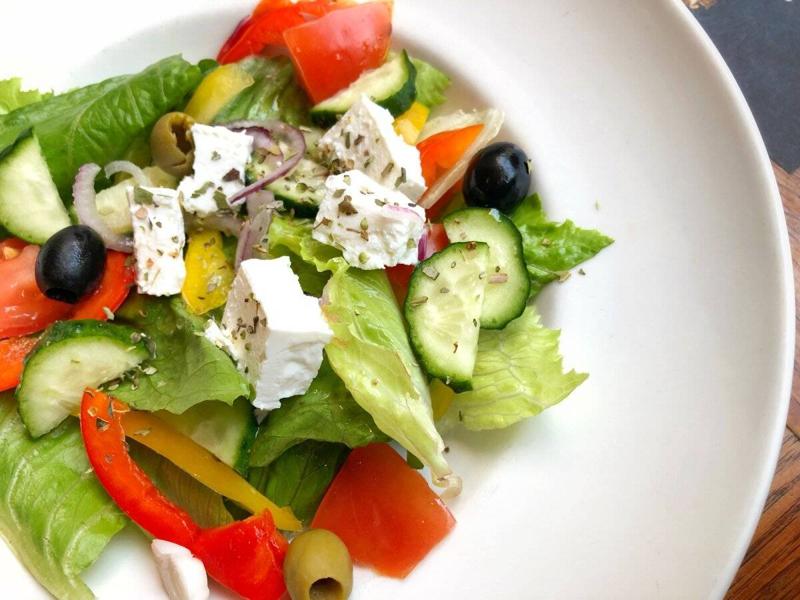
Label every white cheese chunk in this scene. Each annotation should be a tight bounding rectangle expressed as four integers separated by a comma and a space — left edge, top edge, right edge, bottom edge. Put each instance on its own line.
313, 170, 426, 270
206, 257, 332, 411
128, 186, 186, 296
151, 540, 209, 600
318, 95, 426, 201
178, 124, 253, 217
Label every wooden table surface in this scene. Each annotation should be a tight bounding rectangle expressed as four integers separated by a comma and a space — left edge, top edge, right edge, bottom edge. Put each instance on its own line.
724, 164, 800, 599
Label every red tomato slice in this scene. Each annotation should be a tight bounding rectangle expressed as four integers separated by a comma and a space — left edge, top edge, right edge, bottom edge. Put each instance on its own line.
311, 443, 455, 578
71, 251, 135, 320
387, 223, 449, 302
218, 2, 336, 64
0, 336, 38, 391
0, 245, 72, 339
283, 3, 392, 104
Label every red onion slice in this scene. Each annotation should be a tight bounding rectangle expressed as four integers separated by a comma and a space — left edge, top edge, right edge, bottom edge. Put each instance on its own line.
73, 163, 134, 253
418, 109, 504, 210
104, 161, 150, 186
235, 191, 278, 268
223, 120, 306, 206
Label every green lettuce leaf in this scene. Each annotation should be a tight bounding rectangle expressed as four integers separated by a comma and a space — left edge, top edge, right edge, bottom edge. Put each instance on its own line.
250, 359, 386, 468
250, 441, 348, 524
411, 58, 451, 108
0, 393, 127, 600
511, 194, 613, 296
0, 75, 128, 155
453, 306, 587, 430
214, 56, 311, 126
33, 56, 202, 197
0, 79, 49, 115
113, 295, 250, 413
131, 443, 233, 529
323, 269, 458, 493
267, 213, 347, 296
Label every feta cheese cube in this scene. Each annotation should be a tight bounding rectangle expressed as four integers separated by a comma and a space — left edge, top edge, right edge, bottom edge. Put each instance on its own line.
313, 170, 426, 270
178, 124, 253, 217
207, 257, 332, 411
151, 540, 209, 600
318, 95, 426, 201
128, 186, 186, 296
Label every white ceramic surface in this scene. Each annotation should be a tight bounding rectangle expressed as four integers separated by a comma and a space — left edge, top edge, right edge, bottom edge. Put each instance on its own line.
0, 0, 793, 598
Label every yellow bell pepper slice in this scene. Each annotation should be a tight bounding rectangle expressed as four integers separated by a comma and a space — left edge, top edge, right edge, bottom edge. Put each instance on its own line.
121, 409, 302, 532
181, 230, 235, 315
430, 379, 455, 421
184, 64, 254, 124
394, 102, 431, 145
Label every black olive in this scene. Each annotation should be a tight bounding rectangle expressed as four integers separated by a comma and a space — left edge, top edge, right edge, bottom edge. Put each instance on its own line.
463, 142, 532, 213
35, 225, 106, 304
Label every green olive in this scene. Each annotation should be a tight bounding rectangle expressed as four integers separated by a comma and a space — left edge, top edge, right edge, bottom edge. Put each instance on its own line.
284, 529, 353, 600
150, 112, 195, 178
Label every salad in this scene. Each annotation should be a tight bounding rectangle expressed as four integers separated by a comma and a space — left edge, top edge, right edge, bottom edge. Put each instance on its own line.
0, 1, 612, 599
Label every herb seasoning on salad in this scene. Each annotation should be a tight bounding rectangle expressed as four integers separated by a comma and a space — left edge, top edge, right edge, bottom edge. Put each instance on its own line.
0, 0, 612, 598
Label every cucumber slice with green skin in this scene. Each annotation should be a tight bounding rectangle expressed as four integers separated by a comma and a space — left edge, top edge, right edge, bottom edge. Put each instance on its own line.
17, 320, 150, 438
158, 397, 257, 474
405, 242, 489, 391
443, 208, 531, 329
0, 135, 70, 244
249, 158, 328, 218
310, 51, 417, 127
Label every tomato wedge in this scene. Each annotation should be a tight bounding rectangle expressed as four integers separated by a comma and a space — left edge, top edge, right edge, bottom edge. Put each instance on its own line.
311, 443, 455, 578
283, 3, 392, 104
0, 336, 38, 392
71, 251, 135, 320
387, 223, 449, 302
0, 245, 72, 339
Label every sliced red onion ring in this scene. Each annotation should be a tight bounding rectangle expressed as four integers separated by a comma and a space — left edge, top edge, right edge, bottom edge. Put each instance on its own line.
235, 191, 278, 268
419, 109, 504, 210
104, 160, 150, 186
246, 189, 283, 216
73, 163, 134, 253
223, 120, 306, 206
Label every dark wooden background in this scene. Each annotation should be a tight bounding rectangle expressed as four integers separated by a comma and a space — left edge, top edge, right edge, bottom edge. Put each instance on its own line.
725, 165, 800, 599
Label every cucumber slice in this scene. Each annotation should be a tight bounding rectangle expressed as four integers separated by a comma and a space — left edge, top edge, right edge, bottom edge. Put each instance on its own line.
311, 51, 417, 127
0, 136, 70, 244
405, 242, 489, 390
17, 320, 150, 438
252, 158, 328, 218
443, 208, 531, 329
158, 397, 257, 474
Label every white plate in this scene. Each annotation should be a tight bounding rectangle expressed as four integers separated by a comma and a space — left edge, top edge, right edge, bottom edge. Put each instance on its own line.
0, 0, 793, 598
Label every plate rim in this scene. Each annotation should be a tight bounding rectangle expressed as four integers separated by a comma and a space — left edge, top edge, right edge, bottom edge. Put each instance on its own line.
661, 0, 795, 595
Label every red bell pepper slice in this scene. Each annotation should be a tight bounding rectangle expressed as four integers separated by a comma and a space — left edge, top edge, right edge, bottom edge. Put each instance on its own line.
0, 336, 38, 392
70, 251, 135, 320
80, 390, 288, 600
417, 124, 484, 219
311, 443, 455, 578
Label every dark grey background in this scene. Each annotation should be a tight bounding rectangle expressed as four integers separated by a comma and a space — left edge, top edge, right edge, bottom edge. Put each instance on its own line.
693, 0, 800, 171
